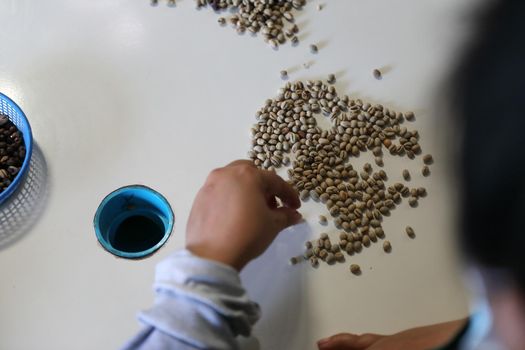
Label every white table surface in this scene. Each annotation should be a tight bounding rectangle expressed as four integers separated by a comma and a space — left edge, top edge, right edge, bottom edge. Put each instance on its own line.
0, 0, 484, 349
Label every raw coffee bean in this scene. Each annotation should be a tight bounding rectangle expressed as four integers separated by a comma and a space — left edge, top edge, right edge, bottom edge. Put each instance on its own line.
417, 187, 427, 197
310, 44, 318, 53
310, 189, 320, 201
373, 69, 382, 79
335, 252, 345, 262
249, 79, 433, 272
290, 256, 300, 265
350, 264, 361, 275
305, 241, 313, 249
422, 165, 430, 177
326, 252, 336, 264
327, 74, 336, 84
423, 154, 433, 164
300, 189, 309, 200
218, 17, 226, 25
383, 240, 392, 253
310, 257, 319, 267
375, 156, 383, 167
406, 226, 415, 238
408, 197, 418, 207
280, 70, 288, 79
368, 229, 377, 242
320, 233, 328, 240
304, 249, 314, 259
405, 111, 415, 121
402, 169, 410, 181
318, 215, 328, 225
196, 0, 307, 48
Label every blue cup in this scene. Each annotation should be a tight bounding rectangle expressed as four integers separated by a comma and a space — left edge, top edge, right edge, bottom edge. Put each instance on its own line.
94, 185, 174, 259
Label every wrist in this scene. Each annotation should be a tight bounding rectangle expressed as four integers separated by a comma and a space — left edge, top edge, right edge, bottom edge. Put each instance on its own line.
186, 243, 246, 271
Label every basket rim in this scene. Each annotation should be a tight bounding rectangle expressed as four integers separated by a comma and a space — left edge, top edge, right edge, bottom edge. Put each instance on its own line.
0, 92, 34, 205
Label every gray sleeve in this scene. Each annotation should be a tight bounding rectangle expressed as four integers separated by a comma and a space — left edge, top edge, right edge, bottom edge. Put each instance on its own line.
121, 250, 261, 350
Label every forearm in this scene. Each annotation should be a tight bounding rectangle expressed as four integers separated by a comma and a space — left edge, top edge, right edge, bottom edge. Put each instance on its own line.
121, 250, 261, 350
371, 318, 469, 350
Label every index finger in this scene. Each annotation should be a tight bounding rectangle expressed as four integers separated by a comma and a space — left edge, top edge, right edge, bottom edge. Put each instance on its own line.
259, 170, 301, 209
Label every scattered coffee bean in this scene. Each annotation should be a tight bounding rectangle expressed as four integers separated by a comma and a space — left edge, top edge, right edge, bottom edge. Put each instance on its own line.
422, 165, 430, 176
383, 240, 392, 252
218, 17, 226, 25
405, 111, 415, 121
248, 81, 433, 273
408, 197, 418, 207
423, 154, 433, 164
402, 169, 410, 181
318, 215, 328, 225
373, 69, 382, 79
194, 0, 307, 49
327, 74, 336, 84
280, 70, 288, 80
350, 264, 361, 275
310, 44, 318, 53
290, 256, 300, 265
406, 226, 415, 238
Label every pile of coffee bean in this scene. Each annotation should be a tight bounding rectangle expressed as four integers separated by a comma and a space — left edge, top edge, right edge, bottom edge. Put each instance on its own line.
248, 78, 433, 273
0, 114, 26, 193
194, 0, 306, 49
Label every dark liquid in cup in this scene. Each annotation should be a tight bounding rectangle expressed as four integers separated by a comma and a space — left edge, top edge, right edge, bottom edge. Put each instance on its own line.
111, 215, 164, 253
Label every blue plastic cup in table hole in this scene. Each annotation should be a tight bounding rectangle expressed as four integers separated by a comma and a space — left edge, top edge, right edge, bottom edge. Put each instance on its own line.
94, 185, 174, 259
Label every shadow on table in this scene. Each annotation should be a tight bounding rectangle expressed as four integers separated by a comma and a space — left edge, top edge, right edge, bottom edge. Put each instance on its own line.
0, 143, 49, 250
239, 221, 314, 350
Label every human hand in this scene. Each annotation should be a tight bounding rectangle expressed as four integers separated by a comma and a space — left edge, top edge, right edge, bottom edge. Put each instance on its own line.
317, 333, 385, 350
317, 319, 468, 350
186, 160, 302, 271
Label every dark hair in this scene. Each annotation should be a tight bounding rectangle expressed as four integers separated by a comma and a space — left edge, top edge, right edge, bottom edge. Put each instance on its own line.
456, 0, 525, 290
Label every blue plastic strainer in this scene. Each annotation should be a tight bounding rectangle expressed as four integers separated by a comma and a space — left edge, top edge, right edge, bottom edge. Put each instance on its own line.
0, 92, 33, 206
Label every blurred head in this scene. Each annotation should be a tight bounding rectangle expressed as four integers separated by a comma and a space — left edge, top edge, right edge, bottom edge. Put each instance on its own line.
455, 1, 525, 348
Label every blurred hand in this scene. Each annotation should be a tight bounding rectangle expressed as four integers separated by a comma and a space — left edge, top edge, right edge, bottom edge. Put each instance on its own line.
317, 333, 385, 350
317, 319, 468, 350
186, 160, 302, 271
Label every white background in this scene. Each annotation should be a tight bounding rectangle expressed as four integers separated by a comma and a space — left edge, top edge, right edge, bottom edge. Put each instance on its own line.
0, 0, 485, 349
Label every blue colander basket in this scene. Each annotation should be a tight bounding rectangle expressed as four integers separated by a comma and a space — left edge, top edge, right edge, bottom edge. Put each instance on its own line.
0, 92, 33, 205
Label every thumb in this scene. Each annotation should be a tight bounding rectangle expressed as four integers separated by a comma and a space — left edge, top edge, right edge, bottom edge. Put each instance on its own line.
317, 333, 381, 350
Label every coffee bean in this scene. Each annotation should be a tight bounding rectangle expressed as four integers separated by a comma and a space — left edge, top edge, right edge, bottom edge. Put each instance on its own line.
350, 264, 361, 275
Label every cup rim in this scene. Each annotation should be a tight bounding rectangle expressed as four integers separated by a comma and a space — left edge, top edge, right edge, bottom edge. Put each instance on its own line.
93, 184, 174, 259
